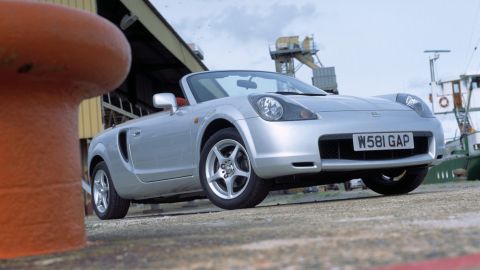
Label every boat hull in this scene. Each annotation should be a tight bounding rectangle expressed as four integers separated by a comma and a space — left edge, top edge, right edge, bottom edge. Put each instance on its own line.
424, 155, 480, 183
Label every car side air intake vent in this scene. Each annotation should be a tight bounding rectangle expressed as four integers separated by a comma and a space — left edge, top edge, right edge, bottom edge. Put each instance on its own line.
118, 130, 129, 162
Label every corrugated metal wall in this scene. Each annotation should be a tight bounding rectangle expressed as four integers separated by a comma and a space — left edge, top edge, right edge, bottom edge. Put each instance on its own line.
38, 0, 96, 13
78, 97, 103, 139
38, 0, 103, 139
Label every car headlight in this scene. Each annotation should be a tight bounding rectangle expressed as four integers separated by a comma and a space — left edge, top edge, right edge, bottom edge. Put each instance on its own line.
396, 94, 434, 118
256, 97, 284, 120
249, 95, 318, 121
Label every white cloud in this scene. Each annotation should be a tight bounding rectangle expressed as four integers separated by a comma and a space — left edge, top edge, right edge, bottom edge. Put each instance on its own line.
209, 3, 317, 42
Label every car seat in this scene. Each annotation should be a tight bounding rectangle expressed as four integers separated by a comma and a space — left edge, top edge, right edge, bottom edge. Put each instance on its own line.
176, 97, 188, 107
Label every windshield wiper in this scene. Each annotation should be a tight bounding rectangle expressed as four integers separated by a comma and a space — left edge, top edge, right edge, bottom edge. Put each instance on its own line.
273, 91, 326, 96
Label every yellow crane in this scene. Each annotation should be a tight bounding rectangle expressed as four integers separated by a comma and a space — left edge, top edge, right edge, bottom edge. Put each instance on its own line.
270, 35, 338, 94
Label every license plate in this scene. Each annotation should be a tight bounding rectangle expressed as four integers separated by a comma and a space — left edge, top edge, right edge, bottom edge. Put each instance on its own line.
352, 132, 414, 151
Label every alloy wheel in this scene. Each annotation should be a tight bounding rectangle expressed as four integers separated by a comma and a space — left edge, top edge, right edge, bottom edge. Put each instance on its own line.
93, 169, 110, 213
205, 139, 251, 199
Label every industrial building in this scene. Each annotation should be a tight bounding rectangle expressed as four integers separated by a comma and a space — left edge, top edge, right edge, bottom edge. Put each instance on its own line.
38, 0, 207, 209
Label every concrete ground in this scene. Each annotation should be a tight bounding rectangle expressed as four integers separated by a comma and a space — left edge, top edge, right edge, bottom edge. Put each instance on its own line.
2, 181, 480, 270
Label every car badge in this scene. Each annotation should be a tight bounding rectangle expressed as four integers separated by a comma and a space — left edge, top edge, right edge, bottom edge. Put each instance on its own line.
371, 112, 381, 117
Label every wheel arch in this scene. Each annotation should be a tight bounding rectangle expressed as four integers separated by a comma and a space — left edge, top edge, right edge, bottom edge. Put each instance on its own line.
89, 155, 105, 180
200, 118, 237, 151
88, 141, 109, 182
194, 116, 257, 179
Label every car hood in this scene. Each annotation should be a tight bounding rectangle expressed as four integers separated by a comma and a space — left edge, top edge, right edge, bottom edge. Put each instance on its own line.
285, 95, 410, 112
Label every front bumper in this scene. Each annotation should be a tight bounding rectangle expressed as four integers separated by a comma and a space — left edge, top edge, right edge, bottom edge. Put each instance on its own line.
236, 111, 444, 179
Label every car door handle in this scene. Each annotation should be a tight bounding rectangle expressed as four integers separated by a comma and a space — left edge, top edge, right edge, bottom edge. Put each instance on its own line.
131, 130, 141, 137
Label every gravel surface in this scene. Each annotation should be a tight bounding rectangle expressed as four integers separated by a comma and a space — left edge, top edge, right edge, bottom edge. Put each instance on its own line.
2, 182, 480, 270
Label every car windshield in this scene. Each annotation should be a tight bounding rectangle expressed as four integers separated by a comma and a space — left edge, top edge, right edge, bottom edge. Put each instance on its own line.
186, 71, 328, 103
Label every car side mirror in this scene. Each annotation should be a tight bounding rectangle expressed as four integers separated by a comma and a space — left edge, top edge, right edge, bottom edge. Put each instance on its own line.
153, 93, 178, 112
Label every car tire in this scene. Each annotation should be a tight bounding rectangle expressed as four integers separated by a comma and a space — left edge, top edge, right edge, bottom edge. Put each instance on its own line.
344, 181, 352, 191
199, 127, 270, 210
91, 161, 130, 220
362, 166, 428, 195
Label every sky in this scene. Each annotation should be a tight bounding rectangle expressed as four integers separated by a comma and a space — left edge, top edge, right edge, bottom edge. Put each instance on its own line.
151, 0, 480, 139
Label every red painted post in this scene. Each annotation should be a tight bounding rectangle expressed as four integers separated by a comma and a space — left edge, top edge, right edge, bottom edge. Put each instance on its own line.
0, 1, 131, 258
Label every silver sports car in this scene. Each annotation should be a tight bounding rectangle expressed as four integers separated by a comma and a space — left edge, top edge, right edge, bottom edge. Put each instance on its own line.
88, 70, 444, 219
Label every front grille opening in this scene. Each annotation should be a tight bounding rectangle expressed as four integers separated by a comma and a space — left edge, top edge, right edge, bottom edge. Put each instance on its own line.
319, 135, 429, 161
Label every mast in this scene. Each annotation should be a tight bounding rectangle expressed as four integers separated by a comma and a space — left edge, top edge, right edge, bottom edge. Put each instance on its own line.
424, 50, 450, 112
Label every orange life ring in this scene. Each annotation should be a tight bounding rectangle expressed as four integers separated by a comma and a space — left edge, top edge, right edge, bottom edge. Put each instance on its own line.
439, 97, 449, 108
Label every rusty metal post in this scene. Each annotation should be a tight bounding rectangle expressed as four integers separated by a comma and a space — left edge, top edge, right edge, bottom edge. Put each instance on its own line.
0, 1, 131, 258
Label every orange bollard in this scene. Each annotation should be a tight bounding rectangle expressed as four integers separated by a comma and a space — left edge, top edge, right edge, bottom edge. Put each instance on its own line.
0, 1, 131, 258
